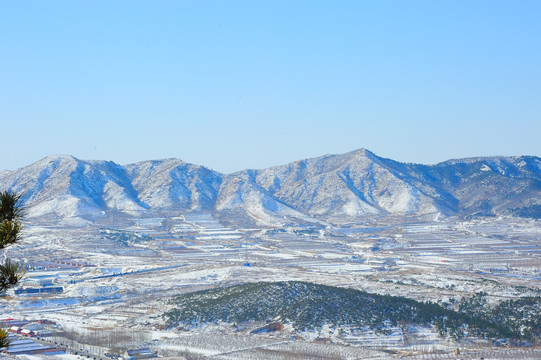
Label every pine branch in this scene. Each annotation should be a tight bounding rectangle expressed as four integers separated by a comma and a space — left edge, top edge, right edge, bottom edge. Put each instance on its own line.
0, 259, 25, 292
0, 220, 21, 249
0, 191, 24, 222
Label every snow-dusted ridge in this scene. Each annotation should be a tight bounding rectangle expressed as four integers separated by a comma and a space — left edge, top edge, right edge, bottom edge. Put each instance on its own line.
1, 150, 540, 224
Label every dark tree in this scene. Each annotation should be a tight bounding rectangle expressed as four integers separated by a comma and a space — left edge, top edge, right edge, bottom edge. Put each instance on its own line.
0, 191, 25, 349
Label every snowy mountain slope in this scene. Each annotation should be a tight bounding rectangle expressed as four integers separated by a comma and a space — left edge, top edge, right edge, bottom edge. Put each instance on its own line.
444, 157, 541, 215
216, 176, 319, 226
1, 150, 541, 223
236, 149, 448, 219
0, 155, 148, 220
125, 159, 222, 211
375, 155, 541, 216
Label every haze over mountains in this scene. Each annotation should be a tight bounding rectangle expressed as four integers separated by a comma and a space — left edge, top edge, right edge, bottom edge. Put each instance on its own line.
1, 149, 540, 226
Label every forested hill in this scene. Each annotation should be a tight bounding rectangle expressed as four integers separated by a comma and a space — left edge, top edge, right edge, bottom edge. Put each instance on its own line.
164, 281, 541, 341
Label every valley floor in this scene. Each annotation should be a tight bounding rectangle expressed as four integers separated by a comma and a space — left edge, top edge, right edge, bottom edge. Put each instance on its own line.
2, 214, 541, 359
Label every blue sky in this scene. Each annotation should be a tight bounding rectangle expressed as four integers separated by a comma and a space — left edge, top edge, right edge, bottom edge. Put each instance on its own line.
1, 1, 540, 173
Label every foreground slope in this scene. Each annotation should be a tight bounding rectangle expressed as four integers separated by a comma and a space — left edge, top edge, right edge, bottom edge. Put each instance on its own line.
164, 281, 541, 341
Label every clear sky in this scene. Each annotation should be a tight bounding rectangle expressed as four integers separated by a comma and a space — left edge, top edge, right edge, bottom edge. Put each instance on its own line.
1, 1, 540, 173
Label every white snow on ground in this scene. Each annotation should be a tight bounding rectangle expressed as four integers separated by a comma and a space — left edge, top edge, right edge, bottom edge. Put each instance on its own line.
17, 355, 83, 360
1, 216, 540, 359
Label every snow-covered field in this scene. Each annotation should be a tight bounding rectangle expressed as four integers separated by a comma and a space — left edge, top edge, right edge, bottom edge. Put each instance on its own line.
2, 215, 541, 359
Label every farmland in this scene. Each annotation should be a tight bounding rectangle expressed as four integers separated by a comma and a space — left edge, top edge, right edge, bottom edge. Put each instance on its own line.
2, 214, 541, 359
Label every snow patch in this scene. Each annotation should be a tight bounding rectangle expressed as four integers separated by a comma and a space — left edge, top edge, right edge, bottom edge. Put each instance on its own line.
480, 164, 491, 171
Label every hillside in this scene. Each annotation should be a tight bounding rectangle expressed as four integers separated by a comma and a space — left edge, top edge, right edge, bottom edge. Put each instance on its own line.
163, 281, 541, 341
1, 149, 541, 225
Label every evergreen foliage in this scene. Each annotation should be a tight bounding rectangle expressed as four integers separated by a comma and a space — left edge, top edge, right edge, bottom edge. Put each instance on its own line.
100, 229, 153, 247
0, 328, 10, 349
0, 191, 23, 222
0, 190, 25, 350
511, 204, 541, 219
163, 282, 541, 343
0, 220, 21, 249
0, 191, 24, 249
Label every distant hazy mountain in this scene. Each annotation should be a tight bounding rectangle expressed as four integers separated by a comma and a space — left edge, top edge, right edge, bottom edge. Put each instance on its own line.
1, 149, 540, 226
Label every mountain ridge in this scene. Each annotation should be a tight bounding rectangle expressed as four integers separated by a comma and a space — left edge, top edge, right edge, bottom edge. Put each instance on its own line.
1, 150, 540, 226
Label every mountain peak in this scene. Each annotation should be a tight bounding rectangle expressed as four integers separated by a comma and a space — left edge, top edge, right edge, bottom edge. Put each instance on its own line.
345, 148, 377, 160
349, 148, 372, 156
39, 154, 79, 164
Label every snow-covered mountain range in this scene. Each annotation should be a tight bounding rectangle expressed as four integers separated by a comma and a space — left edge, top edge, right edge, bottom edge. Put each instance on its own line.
1, 149, 540, 226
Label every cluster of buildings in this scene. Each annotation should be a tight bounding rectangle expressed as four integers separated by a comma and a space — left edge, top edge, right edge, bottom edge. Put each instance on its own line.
0, 318, 63, 356
124, 348, 158, 359
2, 318, 55, 338
1, 318, 159, 359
